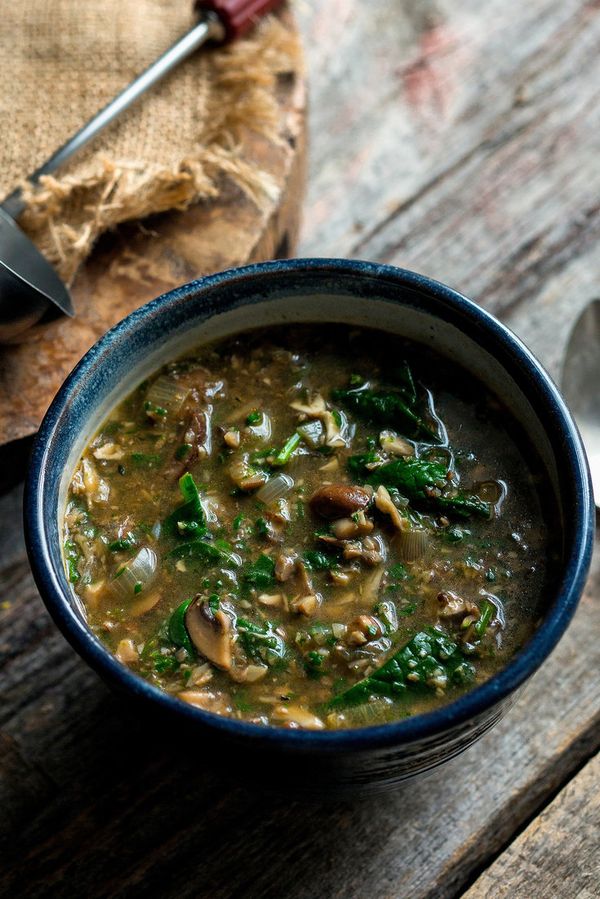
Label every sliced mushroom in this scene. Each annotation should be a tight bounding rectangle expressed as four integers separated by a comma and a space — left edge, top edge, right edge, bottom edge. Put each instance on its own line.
223, 428, 241, 449
331, 511, 374, 539
93, 442, 124, 461
310, 484, 371, 520
227, 454, 268, 492
290, 594, 320, 617
290, 394, 327, 417
436, 590, 480, 621
343, 536, 384, 567
275, 550, 297, 582
374, 484, 407, 531
116, 638, 139, 664
168, 406, 213, 480
346, 615, 385, 645
379, 430, 414, 457
185, 597, 233, 670
295, 559, 314, 595
271, 704, 325, 730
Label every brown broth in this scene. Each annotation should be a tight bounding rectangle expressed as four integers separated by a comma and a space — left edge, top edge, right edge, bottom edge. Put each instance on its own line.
63, 326, 554, 730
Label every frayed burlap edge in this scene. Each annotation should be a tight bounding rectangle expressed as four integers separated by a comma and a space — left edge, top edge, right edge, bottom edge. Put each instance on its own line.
18, 16, 302, 285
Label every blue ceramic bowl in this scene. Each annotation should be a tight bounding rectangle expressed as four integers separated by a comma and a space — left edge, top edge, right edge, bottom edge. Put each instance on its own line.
24, 259, 594, 793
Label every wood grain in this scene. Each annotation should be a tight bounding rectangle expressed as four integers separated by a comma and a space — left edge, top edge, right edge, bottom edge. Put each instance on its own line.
0, 484, 598, 897
2, 0, 600, 895
0, 7, 306, 447
464, 754, 600, 898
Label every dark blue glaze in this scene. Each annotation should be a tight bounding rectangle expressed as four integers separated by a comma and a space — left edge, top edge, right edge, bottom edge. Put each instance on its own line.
24, 259, 594, 792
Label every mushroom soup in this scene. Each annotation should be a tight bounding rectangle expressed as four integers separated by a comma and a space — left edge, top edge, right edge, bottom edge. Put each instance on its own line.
63, 326, 555, 730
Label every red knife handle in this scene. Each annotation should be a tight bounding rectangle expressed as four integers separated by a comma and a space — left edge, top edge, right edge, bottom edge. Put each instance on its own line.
196, 0, 285, 41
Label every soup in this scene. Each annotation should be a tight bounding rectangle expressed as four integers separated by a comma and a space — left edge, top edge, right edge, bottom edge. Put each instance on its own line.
63, 326, 553, 730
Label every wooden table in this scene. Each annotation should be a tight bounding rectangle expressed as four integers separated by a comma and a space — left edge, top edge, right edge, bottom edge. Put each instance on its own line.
2, 1, 599, 895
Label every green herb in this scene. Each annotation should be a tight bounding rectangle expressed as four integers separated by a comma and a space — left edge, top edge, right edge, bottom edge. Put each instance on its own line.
296, 500, 305, 520
208, 594, 220, 612
144, 400, 167, 418
131, 449, 162, 466
272, 432, 301, 467
64, 539, 81, 584
237, 617, 287, 667
168, 596, 196, 657
254, 517, 269, 538
329, 628, 476, 708
303, 550, 338, 570
246, 410, 262, 426
332, 384, 438, 441
134, 581, 143, 595
388, 563, 408, 580
108, 534, 137, 552
175, 443, 193, 461
304, 650, 326, 678
243, 554, 276, 591
445, 526, 466, 543
474, 599, 496, 637
250, 447, 277, 466
152, 653, 179, 674
398, 602, 417, 617
232, 514, 244, 532
130, 452, 162, 467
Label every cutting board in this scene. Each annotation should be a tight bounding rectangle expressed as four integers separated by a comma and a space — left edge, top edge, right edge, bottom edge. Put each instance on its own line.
0, 14, 306, 460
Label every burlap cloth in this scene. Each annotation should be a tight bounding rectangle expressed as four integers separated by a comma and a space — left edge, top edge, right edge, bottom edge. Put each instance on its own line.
0, 1, 301, 284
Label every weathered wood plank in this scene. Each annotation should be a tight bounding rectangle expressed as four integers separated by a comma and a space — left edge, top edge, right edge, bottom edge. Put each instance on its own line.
0, 480, 598, 896
464, 753, 600, 899
299, 0, 600, 338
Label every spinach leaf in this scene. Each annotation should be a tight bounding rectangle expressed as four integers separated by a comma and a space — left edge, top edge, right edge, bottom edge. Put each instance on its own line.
243, 554, 276, 591
349, 455, 491, 520
167, 539, 240, 567
168, 597, 196, 657
164, 472, 207, 538
329, 628, 476, 708
237, 617, 287, 666
332, 384, 438, 442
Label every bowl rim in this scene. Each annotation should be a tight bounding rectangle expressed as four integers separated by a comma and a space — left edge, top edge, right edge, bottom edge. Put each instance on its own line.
24, 258, 595, 752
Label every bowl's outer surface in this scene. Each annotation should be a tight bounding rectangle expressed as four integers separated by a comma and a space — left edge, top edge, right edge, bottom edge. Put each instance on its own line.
24, 259, 594, 791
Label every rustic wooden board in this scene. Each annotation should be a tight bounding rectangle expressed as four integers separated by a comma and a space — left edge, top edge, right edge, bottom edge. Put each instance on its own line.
0, 497, 598, 898
2, 0, 600, 895
464, 753, 600, 898
0, 7, 306, 447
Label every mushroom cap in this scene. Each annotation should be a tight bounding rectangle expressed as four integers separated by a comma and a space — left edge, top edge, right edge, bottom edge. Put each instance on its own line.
185, 597, 233, 670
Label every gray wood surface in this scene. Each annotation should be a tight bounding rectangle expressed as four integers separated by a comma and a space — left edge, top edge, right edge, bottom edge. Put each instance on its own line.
465, 753, 600, 898
2, 1, 600, 896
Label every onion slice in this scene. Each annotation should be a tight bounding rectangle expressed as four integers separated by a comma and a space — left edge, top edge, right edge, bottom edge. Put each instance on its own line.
256, 473, 294, 505
145, 376, 189, 416
112, 547, 157, 599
